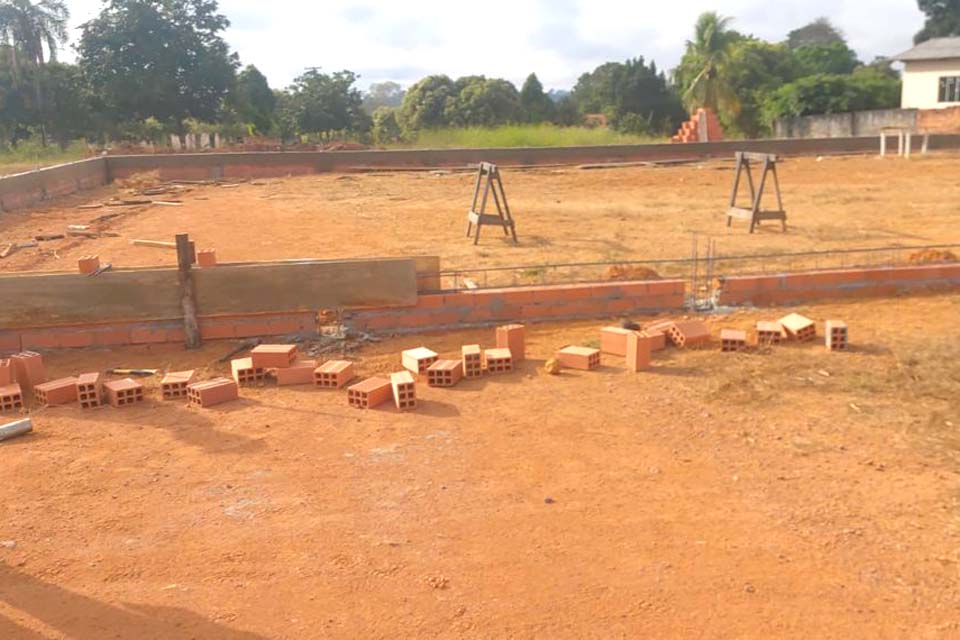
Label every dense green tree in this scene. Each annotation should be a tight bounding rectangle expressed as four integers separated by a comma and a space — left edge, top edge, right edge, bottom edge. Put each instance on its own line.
399, 74, 456, 131
0, 0, 69, 144
444, 76, 522, 127
78, 0, 239, 131
786, 18, 845, 49
674, 12, 741, 115
761, 68, 901, 124
722, 39, 800, 136
38, 62, 92, 146
519, 73, 554, 123
572, 58, 684, 134
915, 0, 960, 43
363, 81, 404, 113
0, 45, 32, 144
371, 106, 402, 144
793, 41, 859, 76
284, 68, 369, 140
229, 64, 275, 134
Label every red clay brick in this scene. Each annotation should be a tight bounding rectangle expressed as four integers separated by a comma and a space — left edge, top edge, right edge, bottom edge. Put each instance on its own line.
250, 344, 297, 369
0, 383, 23, 413
427, 359, 464, 387
484, 348, 514, 374
34, 377, 79, 406
276, 359, 318, 386
11, 352, 45, 391
77, 372, 103, 408
402, 347, 438, 375
196, 249, 217, 267
161, 370, 196, 400
779, 313, 817, 342
390, 370, 417, 411
0, 359, 11, 386
496, 324, 525, 362
601, 326, 636, 356
314, 360, 356, 389
825, 320, 848, 352
188, 378, 239, 408
626, 332, 653, 372
78, 255, 100, 275
666, 321, 711, 348
640, 330, 667, 352
756, 321, 784, 346
104, 378, 145, 408
720, 329, 748, 352
462, 345, 483, 378
347, 377, 393, 409
231, 357, 267, 386
556, 346, 601, 371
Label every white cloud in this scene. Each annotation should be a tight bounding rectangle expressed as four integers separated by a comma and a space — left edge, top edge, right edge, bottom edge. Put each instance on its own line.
62, 0, 925, 90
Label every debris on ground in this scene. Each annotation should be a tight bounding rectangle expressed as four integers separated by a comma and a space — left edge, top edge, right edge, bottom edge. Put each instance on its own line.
0, 418, 32, 442
603, 264, 662, 281
908, 249, 957, 264
543, 358, 562, 375
107, 368, 158, 376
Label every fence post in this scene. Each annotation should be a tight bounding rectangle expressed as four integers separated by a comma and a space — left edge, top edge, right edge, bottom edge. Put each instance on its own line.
176, 233, 202, 349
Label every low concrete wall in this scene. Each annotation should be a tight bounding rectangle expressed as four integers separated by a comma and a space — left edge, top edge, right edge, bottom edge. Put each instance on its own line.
774, 109, 919, 139
104, 135, 960, 182
4, 136, 960, 213
0, 157, 107, 212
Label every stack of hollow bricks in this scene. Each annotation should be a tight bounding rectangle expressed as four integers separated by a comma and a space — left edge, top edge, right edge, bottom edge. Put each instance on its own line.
0, 358, 22, 412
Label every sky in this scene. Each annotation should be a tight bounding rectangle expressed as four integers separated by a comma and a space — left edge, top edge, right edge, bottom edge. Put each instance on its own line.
62, 0, 926, 91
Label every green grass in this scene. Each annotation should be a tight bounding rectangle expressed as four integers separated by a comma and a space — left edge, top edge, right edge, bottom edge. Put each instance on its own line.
392, 124, 664, 149
0, 140, 90, 176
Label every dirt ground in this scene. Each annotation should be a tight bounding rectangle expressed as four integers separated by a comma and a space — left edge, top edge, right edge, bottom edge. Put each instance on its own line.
1, 153, 960, 283
1, 294, 960, 638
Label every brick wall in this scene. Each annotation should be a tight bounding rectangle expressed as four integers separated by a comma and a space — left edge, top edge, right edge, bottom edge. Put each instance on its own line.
918, 107, 960, 134
1, 265, 958, 352
717, 263, 960, 306
346, 280, 687, 333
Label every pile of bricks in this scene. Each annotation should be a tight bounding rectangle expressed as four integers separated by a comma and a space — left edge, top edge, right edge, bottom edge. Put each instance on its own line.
671, 108, 724, 143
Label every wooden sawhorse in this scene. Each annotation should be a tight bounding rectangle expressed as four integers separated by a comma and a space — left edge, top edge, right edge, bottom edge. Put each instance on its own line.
466, 162, 518, 245
726, 152, 787, 234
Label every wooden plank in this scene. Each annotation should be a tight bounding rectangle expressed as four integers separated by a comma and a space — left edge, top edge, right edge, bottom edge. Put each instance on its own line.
0, 257, 422, 328
132, 239, 177, 249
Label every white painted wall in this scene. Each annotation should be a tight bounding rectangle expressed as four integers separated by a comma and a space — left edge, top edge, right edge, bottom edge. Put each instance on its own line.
901, 59, 960, 109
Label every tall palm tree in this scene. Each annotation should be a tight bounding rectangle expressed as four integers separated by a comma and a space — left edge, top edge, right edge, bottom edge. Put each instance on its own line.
0, 0, 69, 144
679, 12, 740, 116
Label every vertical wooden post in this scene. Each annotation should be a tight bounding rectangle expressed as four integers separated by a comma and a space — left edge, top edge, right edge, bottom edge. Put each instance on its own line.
176, 233, 202, 349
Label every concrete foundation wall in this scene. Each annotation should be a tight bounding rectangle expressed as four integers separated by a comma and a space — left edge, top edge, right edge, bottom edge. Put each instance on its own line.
774, 109, 920, 139
4, 136, 960, 213
104, 135, 960, 182
0, 157, 107, 212
0, 264, 958, 351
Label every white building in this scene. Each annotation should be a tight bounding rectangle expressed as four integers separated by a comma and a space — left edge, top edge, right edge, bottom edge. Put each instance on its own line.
895, 37, 960, 110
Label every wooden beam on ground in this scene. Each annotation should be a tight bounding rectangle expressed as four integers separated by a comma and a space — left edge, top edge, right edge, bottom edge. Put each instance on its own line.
176, 233, 202, 350
131, 239, 177, 249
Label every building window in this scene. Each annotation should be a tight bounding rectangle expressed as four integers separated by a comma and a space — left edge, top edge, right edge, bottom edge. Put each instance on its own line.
940, 76, 960, 103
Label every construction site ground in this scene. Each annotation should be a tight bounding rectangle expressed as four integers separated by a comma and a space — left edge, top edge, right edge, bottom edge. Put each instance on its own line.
2, 294, 960, 638
1, 154, 960, 281
2, 152, 960, 637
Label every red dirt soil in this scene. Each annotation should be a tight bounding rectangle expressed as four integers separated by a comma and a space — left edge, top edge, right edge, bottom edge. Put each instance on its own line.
1, 294, 960, 638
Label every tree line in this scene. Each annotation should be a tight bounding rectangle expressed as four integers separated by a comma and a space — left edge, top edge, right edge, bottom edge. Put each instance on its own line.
0, 0, 956, 150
